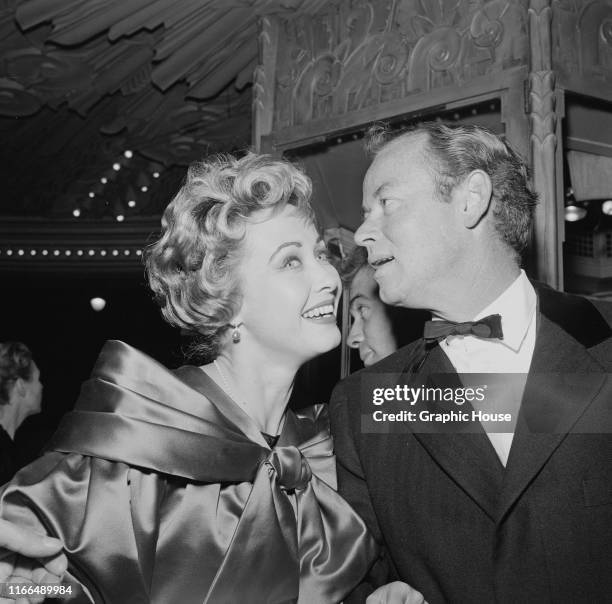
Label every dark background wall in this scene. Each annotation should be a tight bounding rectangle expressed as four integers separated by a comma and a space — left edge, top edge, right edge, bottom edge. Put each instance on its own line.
1, 270, 181, 463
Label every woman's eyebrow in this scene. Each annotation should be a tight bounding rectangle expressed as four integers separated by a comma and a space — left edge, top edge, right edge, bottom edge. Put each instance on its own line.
269, 241, 302, 262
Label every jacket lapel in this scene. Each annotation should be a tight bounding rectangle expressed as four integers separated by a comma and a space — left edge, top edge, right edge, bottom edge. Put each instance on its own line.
497, 314, 607, 521
405, 343, 504, 520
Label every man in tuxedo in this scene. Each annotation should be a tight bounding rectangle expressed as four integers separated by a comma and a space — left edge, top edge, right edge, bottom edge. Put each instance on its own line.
330, 122, 612, 603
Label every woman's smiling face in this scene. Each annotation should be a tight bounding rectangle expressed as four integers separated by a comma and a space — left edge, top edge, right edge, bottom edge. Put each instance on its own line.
236, 205, 341, 365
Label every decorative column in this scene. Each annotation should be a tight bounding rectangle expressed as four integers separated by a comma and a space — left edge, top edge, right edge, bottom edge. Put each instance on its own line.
252, 16, 278, 154
528, 0, 562, 288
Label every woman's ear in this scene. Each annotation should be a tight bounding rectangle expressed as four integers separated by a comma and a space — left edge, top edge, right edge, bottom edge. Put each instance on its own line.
460, 170, 493, 229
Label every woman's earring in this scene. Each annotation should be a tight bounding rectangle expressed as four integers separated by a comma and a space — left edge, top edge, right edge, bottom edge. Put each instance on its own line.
230, 322, 243, 344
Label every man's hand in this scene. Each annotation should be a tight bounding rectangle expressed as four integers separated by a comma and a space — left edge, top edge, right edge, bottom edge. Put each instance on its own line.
366, 581, 429, 604
0, 518, 67, 604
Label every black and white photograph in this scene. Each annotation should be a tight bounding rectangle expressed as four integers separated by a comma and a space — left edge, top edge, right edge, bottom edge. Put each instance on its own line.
1, 1, 612, 602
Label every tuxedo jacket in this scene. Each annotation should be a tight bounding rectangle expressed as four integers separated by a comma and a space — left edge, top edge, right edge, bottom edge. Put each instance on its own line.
330, 287, 612, 604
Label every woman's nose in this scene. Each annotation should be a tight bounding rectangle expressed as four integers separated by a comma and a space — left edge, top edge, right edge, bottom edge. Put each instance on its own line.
348, 321, 363, 348
315, 260, 341, 296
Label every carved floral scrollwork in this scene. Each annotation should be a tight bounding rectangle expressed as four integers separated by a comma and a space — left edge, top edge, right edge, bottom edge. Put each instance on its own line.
312, 55, 343, 96
373, 33, 409, 84
599, 17, 612, 71
273, 0, 529, 129
602, 18, 612, 45
470, 10, 504, 48
408, 27, 462, 90
343, 3, 375, 58
294, 53, 343, 123
551, 0, 612, 83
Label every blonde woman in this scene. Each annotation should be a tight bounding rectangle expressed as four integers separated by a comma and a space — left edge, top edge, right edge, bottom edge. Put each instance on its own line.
0, 154, 377, 603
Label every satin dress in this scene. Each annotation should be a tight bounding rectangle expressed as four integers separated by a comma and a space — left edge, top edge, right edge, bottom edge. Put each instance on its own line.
0, 341, 377, 604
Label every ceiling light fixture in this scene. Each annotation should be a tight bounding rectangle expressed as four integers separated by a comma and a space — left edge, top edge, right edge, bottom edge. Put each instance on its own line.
90, 297, 106, 312
564, 205, 587, 222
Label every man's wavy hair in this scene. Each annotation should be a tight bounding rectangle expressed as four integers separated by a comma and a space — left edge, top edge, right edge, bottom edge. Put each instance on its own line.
145, 152, 315, 363
366, 121, 538, 259
0, 342, 34, 406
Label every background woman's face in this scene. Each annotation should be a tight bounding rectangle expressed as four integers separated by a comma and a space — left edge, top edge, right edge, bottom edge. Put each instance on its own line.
348, 266, 398, 366
237, 206, 341, 364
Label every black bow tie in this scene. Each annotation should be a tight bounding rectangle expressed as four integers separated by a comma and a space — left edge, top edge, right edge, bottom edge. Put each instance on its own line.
423, 313, 504, 342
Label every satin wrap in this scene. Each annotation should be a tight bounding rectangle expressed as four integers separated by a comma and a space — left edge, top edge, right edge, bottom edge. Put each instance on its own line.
0, 341, 377, 604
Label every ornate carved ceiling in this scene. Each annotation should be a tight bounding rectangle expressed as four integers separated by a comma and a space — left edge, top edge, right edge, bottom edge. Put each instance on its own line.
0, 0, 332, 221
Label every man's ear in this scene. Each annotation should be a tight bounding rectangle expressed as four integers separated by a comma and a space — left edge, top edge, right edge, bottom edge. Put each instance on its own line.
460, 170, 493, 228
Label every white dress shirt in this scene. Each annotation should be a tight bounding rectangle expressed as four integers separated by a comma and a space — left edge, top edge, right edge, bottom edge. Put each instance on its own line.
436, 270, 537, 465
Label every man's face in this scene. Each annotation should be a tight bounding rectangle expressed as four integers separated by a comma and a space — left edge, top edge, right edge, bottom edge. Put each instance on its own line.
348, 265, 397, 366
355, 135, 466, 311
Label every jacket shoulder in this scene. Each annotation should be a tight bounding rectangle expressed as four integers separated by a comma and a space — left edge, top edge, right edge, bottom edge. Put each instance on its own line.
535, 283, 612, 348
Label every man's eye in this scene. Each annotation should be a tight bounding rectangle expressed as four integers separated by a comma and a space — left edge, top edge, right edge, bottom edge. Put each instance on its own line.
282, 256, 301, 268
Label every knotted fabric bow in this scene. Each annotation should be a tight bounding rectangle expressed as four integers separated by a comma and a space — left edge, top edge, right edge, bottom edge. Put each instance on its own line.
47, 341, 377, 604
423, 313, 504, 342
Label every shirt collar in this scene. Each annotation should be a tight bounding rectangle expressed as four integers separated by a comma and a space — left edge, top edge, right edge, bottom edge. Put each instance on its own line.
473, 269, 536, 352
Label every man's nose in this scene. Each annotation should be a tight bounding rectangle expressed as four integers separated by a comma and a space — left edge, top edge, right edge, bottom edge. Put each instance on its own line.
354, 214, 375, 247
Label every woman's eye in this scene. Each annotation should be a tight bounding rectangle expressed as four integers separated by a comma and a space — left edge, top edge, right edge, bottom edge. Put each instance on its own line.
282, 256, 302, 269
316, 249, 331, 262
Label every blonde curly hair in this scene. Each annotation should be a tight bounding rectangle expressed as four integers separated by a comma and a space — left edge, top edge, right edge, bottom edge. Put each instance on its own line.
145, 152, 315, 362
